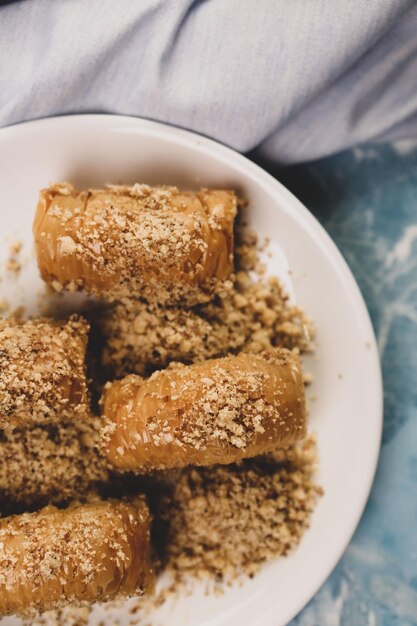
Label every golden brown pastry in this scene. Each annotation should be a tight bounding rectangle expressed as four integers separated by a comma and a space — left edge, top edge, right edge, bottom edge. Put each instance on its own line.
101, 349, 306, 473
33, 182, 237, 305
0, 316, 90, 429
0, 497, 154, 616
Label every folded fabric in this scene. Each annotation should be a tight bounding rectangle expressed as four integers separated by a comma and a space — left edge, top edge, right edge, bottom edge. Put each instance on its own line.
0, 0, 416, 163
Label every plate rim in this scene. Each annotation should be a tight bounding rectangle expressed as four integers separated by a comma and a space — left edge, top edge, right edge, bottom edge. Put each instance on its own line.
0, 113, 383, 625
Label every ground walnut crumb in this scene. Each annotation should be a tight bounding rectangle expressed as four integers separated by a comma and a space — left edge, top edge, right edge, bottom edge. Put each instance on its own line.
79, 437, 322, 624
96, 227, 313, 379
23, 605, 91, 626
0, 315, 90, 428
0, 416, 109, 515
149, 435, 321, 583
6, 258, 21, 273
5, 240, 23, 274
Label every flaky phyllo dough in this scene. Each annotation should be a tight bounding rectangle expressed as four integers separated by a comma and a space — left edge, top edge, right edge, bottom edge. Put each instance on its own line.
34, 183, 237, 305
0, 498, 154, 616
101, 348, 306, 472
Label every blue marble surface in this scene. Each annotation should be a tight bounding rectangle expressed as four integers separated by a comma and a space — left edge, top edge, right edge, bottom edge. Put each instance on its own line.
254, 143, 417, 625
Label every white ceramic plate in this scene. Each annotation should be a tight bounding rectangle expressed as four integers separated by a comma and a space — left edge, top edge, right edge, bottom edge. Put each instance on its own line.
0, 115, 382, 626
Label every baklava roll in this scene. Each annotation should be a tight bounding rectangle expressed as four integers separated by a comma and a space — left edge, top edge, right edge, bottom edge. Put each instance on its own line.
101, 348, 306, 473
33, 182, 237, 305
0, 316, 90, 428
0, 497, 154, 616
